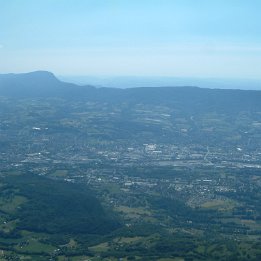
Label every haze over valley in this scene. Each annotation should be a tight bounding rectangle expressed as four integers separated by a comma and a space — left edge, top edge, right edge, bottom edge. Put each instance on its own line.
1, 0, 261, 260
0, 72, 261, 260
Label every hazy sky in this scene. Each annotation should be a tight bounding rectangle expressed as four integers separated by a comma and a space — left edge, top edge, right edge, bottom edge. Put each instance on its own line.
1, 0, 261, 78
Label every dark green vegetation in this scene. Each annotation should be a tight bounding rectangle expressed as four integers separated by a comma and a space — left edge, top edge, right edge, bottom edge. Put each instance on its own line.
0, 72, 260, 260
0, 167, 260, 260
3, 173, 119, 235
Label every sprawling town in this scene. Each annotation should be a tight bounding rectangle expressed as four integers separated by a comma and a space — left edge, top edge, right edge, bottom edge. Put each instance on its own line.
0, 92, 261, 260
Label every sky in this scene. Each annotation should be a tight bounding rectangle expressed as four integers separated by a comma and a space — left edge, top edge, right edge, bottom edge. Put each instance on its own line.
0, 0, 261, 79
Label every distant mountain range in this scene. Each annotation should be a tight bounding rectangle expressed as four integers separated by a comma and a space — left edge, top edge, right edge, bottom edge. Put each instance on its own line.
0, 71, 94, 97
0, 71, 261, 113
59, 75, 261, 90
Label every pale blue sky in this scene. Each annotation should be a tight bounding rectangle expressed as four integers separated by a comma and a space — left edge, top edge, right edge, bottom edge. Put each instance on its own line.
0, 0, 261, 78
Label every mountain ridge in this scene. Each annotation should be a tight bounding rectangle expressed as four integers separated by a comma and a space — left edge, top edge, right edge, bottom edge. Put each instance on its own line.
0, 71, 95, 97
0, 71, 261, 114
1, 70, 261, 92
